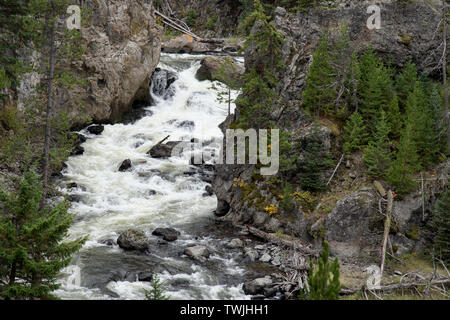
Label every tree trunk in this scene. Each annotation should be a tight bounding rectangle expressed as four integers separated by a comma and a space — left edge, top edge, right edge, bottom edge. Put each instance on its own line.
443, 10, 449, 147
40, 1, 56, 209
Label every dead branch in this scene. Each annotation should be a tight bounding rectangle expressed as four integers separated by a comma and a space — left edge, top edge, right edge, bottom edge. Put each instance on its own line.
246, 225, 319, 256
341, 278, 450, 295
326, 154, 344, 186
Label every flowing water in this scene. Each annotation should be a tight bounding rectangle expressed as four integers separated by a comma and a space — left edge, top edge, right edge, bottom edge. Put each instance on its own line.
54, 54, 255, 300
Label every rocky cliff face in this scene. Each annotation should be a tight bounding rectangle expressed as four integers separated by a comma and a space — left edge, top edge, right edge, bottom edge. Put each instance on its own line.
17, 0, 162, 129
274, 0, 444, 104
212, 0, 446, 259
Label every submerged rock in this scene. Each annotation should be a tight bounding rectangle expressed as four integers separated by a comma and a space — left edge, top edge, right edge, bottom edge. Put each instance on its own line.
148, 141, 182, 159
226, 238, 244, 249
87, 125, 104, 135
152, 228, 180, 242
149, 68, 178, 100
184, 245, 210, 262
118, 159, 132, 172
243, 276, 273, 295
117, 229, 149, 251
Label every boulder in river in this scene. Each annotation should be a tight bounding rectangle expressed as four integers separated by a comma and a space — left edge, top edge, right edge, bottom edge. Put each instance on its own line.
152, 228, 181, 242
148, 141, 182, 159
117, 229, 149, 251
195, 56, 244, 88
118, 159, 132, 172
184, 245, 210, 262
226, 238, 244, 249
150, 68, 178, 100
87, 125, 104, 135
243, 276, 273, 295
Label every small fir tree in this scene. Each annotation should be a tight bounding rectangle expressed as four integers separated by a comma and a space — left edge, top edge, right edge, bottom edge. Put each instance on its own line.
363, 111, 392, 178
387, 122, 420, 195
302, 241, 341, 300
298, 124, 333, 192
342, 112, 368, 154
145, 274, 169, 300
0, 170, 86, 299
396, 59, 418, 112
302, 33, 336, 117
386, 94, 403, 139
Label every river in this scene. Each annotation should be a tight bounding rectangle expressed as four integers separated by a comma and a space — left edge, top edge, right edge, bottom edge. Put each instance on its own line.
54, 53, 257, 300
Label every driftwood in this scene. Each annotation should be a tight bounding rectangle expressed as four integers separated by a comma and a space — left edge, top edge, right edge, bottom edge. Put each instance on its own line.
154, 10, 202, 41
326, 154, 344, 186
341, 278, 450, 295
246, 225, 319, 256
380, 190, 394, 276
156, 135, 170, 145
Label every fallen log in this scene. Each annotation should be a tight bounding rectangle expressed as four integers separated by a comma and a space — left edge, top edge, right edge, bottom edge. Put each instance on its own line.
246, 225, 319, 256
341, 278, 450, 295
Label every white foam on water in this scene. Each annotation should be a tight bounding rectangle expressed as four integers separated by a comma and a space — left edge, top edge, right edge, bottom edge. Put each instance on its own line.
56, 54, 249, 300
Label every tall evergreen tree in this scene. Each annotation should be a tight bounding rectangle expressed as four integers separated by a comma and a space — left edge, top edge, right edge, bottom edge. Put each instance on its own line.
302, 33, 336, 117
358, 51, 393, 130
405, 82, 435, 166
363, 111, 392, 178
236, 0, 284, 128
298, 124, 333, 192
342, 112, 368, 154
387, 122, 420, 195
396, 59, 418, 112
0, 170, 86, 299
386, 94, 403, 139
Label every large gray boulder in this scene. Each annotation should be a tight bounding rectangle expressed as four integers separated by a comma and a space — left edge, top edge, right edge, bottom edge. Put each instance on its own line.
195, 56, 244, 88
325, 189, 379, 258
117, 229, 149, 251
148, 141, 182, 159
243, 276, 273, 295
152, 228, 180, 242
184, 246, 210, 262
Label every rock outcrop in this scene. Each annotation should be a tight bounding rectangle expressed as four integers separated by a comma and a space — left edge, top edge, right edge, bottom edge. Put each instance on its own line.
195, 56, 244, 88
212, 1, 445, 259
25, 0, 163, 129
272, 1, 444, 104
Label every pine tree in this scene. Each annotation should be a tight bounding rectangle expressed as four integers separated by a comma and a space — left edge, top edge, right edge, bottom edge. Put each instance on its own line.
396, 59, 418, 112
301, 241, 341, 300
358, 51, 393, 130
433, 188, 450, 266
387, 122, 420, 195
0, 170, 86, 299
302, 33, 336, 117
236, 0, 284, 128
386, 94, 403, 139
144, 274, 169, 300
363, 111, 392, 178
298, 124, 333, 192
342, 112, 368, 154
405, 82, 435, 166
427, 81, 447, 159
279, 182, 295, 213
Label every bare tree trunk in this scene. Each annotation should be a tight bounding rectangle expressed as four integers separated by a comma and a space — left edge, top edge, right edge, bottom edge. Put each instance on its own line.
443, 10, 449, 147
40, 1, 56, 209
380, 190, 394, 277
